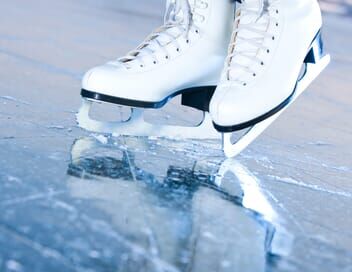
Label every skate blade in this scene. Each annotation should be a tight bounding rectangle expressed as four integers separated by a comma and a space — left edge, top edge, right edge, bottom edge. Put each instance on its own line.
76, 99, 220, 140
223, 54, 331, 158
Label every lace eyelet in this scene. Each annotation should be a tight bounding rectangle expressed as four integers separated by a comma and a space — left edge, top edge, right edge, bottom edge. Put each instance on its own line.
153, 61, 157, 64
261, 62, 264, 66
276, 22, 279, 27
267, 49, 270, 53
272, 36, 275, 40
195, 30, 199, 34
165, 55, 169, 59
176, 48, 180, 52
243, 83, 247, 86
253, 73, 256, 77
276, 9, 279, 14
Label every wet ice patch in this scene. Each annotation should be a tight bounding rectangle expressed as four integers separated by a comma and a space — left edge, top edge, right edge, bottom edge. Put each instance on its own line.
6, 260, 23, 272
89, 250, 101, 259
48, 152, 64, 161
202, 231, 216, 240
7, 175, 22, 183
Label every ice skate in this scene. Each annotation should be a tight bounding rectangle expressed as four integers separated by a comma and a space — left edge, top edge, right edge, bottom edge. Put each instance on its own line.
210, 0, 331, 157
77, 0, 234, 140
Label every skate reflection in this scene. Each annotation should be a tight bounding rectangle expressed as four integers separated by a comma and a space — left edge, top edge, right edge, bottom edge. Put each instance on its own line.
67, 137, 291, 272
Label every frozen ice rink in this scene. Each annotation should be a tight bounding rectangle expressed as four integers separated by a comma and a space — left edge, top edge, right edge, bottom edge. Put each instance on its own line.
0, 0, 351, 271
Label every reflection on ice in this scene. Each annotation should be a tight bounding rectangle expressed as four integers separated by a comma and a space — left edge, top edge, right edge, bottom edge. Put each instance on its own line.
67, 137, 292, 272
215, 159, 277, 223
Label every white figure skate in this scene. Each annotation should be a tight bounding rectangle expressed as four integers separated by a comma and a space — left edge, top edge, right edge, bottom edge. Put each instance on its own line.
77, 0, 234, 140
210, 0, 331, 157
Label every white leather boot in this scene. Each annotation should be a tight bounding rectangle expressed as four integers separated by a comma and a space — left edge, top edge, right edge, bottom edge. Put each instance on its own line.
81, 0, 234, 108
210, 0, 328, 131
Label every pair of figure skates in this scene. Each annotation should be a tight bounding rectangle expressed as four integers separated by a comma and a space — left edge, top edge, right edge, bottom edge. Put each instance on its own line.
77, 0, 330, 158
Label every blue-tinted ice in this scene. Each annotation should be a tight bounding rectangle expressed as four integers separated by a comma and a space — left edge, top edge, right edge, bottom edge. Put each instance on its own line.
1, 0, 352, 271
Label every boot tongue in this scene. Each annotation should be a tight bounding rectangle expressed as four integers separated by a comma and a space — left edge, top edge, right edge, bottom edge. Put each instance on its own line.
134, 0, 192, 56
239, 0, 264, 23
229, 0, 268, 81
160, 0, 193, 44
121, 0, 193, 65
242, 0, 264, 8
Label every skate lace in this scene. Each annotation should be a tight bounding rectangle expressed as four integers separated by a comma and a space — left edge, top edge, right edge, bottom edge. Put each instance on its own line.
116, 0, 208, 69
226, 0, 280, 85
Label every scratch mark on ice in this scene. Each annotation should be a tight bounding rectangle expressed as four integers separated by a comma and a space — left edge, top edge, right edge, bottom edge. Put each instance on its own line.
0, 95, 31, 105
0, 225, 83, 272
1, 190, 64, 206
82, 215, 181, 272
268, 175, 352, 198
0, 48, 82, 80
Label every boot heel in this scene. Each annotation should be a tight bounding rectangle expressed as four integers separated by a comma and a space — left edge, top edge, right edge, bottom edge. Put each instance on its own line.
181, 86, 216, 112
304, 30, 324, 64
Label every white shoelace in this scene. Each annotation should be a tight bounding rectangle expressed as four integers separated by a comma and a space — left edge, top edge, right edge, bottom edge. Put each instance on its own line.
226, 0, 280, 85
116, 0, 207, 69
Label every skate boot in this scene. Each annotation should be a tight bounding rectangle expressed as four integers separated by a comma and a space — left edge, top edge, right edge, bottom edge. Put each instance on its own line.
210, 0, 330, 157
77, 0, 234, 139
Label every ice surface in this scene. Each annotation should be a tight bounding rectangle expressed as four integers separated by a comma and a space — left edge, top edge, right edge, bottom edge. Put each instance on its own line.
0, 0, 352, 271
